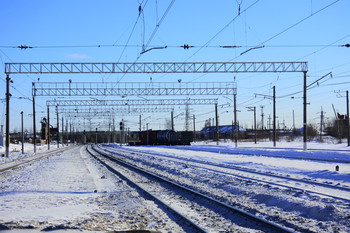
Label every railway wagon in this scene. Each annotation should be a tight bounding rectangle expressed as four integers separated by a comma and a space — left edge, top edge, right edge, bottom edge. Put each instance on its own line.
128, 130, 193, 146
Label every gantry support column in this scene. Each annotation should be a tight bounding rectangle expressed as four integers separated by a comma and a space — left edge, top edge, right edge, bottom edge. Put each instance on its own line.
56, 105, 59, 148
5, 74, 10, 157
47, 105, 50, 150
273, 86, 276, 147
303, 71, 307, 150
215, 104, 219, 145
32, 83, 37, 153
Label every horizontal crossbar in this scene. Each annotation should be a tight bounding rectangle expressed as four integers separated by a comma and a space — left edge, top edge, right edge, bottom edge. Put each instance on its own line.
6, 62, 308, 74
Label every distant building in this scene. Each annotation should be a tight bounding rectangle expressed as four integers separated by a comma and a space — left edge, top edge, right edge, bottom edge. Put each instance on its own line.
200, 125, 246, 140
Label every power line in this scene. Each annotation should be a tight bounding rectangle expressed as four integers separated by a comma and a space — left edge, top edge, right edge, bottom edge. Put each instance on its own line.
232, 0, 341, 58
185, 0, 261, 61
142, 0, 175, 53
1, 43, 348, 50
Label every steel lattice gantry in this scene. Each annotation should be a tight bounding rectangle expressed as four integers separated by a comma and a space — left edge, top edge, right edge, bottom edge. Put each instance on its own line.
34, 82, 235, 96
58, 106, 175, 117
5, 62, 308, 74
3, 61, 309, 156
47, 98, 218, 107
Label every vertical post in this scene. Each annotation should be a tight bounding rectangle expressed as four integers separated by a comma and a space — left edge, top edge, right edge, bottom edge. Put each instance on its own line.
21, 111, 24, 154
253, 106, 257, 144
32, 83, 37, 153
146, 123, 149, 145
113, 117, 115, 143
47, 105, 50, 150
247, 107, 257, 144
193, 114, 196, 143
260, 106, 264, 131
320, 107, 324, 142
56, 105, 59, 148
139, 115, 142, 133
171, 111, 174, 131
61, 117, 64, 146
215, 103, 219, 145
66, 119, 68, 145
69, 121, 72, 144
303, 71, 307, 150
5, 74, 10, 157
273, 86, 276, 147
234, 91, 238, 148
95, 128, 98, 144
347, 90, 349, 146
231, 120, 234, 141
108, 122, 111, 143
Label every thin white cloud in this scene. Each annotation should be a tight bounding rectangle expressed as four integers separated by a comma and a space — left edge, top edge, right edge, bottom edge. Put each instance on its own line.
66, 53, 90, 59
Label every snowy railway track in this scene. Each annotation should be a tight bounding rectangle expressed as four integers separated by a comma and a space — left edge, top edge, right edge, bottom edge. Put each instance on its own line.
0, 146, 75, 174
166, 146, 350, 163
87, 145, 295, 233
101, 146, 350, 203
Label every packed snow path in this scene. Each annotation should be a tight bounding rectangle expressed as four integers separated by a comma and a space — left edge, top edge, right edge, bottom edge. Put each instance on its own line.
0, 146, 183, 232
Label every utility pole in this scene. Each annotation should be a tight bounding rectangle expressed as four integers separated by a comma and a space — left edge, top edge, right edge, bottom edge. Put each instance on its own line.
347, 91, 350, 146
292, 110, 295, 131
5, 74, 10, 157
171, 111, 174, 131
139, 115, 142, 133
255, 86, 276, 147
146, 123, 149, 145
215, 103, 219, 145
303, 71, 307, 150
95, 128, 98, 144
66, 119, 69, 145
113, 117, 116, 143
56, 105, 59, 148
273, 86, 276, 147
247, 106, 257, 144
47, 105, 50, 150
61, 117, 64, 146
234, 87, 238, 148
32, 83, 37, 153
232, 80, 238, 148
320, 107, 324, 142
260, 106, 264, 131
21, 111, 24, 154
193, 114, 196, 142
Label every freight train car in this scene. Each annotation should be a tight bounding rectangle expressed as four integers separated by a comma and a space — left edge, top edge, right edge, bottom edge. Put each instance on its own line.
128, 130, 193, 146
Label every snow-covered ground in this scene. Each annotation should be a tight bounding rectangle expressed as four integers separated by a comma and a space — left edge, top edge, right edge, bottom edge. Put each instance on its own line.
0, 145, 181, 232
0, 143, 61, 164
126, 139, 350, 185
1, 138, 350, 232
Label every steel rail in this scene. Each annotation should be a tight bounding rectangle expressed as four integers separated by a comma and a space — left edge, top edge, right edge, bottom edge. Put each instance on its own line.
163, 146, 350, 163
86, 145, 207, 233
102, 146, 350, 202
89, 145, 295, 233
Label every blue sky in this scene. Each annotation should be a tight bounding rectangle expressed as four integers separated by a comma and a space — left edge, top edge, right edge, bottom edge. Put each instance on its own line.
1, 0, 349, 133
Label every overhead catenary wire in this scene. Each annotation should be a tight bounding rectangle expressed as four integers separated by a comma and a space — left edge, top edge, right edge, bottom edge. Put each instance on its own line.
142, 0, 175, 54
1, 43, 348, 50
184, 0, 261, 62
233, 0, 341, 58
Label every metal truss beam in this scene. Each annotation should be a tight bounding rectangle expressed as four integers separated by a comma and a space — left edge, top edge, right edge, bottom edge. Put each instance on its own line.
58, 106, 174, 117
34, 82, 235, 96
47, 98, 218, 106
6, 62, 307, 74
